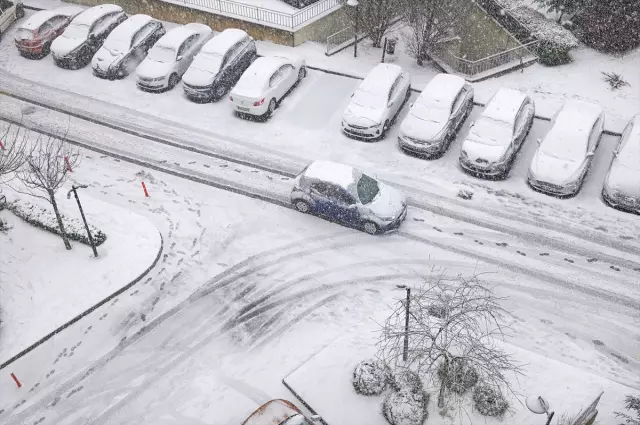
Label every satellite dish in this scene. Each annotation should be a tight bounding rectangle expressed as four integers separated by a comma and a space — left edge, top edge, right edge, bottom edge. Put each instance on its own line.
526, 395, 550, 415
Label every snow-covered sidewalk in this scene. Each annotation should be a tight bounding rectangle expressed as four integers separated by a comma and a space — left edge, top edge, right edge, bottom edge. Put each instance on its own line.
0, 189, 161, 364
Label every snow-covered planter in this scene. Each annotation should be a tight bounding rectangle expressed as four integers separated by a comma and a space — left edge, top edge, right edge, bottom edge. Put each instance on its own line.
353, 359, 391, 396
8, 200, 107, 246
510, 6, 578, 66
438, 357, 479, 395
472, 384, 509, 417
382, 388, 430, 425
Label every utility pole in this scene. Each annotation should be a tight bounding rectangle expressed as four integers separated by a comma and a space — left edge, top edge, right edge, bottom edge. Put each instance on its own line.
67, 184, 98, 258
403, 287, 410, 362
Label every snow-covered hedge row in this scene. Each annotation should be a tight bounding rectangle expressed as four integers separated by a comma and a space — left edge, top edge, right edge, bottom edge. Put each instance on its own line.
353, 359, 391, 396
511, 6, 579, 49
8, 200, 107, 246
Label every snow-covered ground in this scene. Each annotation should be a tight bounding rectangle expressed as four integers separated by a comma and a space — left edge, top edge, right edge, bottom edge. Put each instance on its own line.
0, 185, 161, 364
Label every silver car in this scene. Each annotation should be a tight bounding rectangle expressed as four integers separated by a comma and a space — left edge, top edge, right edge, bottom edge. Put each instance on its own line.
602, 114, 640, 213
290, 160, 407, 235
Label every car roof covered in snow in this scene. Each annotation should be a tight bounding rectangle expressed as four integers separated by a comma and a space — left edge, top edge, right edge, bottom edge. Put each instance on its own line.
617, 114, 640, 167
107, 14, 154, 39
244, 56, 288, 80
547, 100, 603, 141
72, 4, 123, 26
20, 7, 82, 30
359, 63, 403, 95
201, 28, 248, 55
482, 88, 527, 124
302, 160, 358, 189
156, 25, 198, 49
417, 73, 466, 108
241, 400, 301, 425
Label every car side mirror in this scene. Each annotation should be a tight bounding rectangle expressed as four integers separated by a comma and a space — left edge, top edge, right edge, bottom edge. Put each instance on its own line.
177, 55, 183, 61
536, 138, 541, 144
612, 149, 618, 157
586, 151, 595, 157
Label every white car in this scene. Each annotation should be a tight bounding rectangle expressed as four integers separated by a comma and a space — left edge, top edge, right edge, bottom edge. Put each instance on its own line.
602, 114, 640, 213
229, 55, 306, 119
136, 23, 213, 92
0, 0, 24, 38
528, 100, 605, 197
91, 14, 165, 79
398, 73, 473, 157
459, 88, 534, 179
342, 63, 411, 140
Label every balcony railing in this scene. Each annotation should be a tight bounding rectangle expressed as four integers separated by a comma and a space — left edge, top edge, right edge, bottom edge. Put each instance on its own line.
436, 40, 539, 76
162, 0, 343, 30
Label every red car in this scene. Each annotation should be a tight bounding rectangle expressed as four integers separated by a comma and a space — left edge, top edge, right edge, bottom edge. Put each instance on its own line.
242, 400, 322, 425
14, 6, 83, 58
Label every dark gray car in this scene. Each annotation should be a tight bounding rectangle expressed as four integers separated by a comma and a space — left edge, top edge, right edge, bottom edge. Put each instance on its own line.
182, 28, 257, 102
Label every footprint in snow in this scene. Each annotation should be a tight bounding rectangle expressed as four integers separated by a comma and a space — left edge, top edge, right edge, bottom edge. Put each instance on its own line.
516, 251, 526, 256
454, 232, 463, 236
564, 258, 574, 263
188, 161, 196, 165
433, 227, 442, 232
539, 252, 549, 256
474, 240, 483, 245
610, 265, 621, 272
495, 242, 507, 247
412, 218, 424, 222
587, 258, 598, 263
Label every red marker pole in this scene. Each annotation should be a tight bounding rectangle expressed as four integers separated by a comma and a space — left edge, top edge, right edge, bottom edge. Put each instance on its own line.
10, 373, 22, 388
141, 181, 149, 197
0, 140, 4, 150
64, 156, 72, 172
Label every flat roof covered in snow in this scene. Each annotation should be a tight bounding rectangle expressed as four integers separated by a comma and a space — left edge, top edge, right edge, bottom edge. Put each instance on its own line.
303, 160, 357, 189
419, 73, 466, 108
72, 4, 122, 26
483, 88, 527, 125
202, 28, 248, 55
359, 63, 403, 95
107, 14, 153, 40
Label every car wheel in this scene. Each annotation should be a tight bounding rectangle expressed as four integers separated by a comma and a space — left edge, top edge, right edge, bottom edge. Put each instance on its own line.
405, 86, 411, 101
298, 67, 306, 81
267, 98, 277, 117
215, 84, 227, 99
16, 4, 25, 19
381, 119, 390, 138
42, 41, 51, 57
168, 73, 180, 89
363, 221, 379, 235
294, 200, 311, 213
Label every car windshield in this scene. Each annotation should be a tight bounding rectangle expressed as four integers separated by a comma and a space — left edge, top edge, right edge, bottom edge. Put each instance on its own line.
192, 52, 223, 74
356, 174, 380, 204
15, 28, 34, 41
469, 118, 512, 146
64, 23, 89, 40
411, 101, 449, 124
147, 46, 175, 63
283, 415, 309, 425
103, 37, 131, 54
352, 90, 385, 109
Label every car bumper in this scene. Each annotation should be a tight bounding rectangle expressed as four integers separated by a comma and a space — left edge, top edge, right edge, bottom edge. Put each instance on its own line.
342, 125, 381, 140
52, 54, 81, 68
527, 177, 579, 196
459, 158, 506, 178
398, 134, 443, 155
16, 43, 45, 55
137, 79, 168, 91
93, 65, 118, 79
233, 102, 268, 116
184, 85, 213, 100
602, 189, 640, 213
380, 206, 408, 232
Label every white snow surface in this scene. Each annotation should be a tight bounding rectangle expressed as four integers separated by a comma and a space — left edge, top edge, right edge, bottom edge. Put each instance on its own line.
541, 100, 604, 158
303, 160, 356, 189
0, 188, 161, 363
483, 87, 528, 125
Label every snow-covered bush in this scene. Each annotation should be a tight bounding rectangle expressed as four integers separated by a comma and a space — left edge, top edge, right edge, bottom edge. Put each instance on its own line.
472, 384, 509, 417
438, 357, 479, 395
0, 217, 8, 233
576, 0, 640, 53
353, 359, 391, 396
511, 6, 578, 66
8, 200, 107, 246
382, 388, 430, 425
390, 369, 423, 394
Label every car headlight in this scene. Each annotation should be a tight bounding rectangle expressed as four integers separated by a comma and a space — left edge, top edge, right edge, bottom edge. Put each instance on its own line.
460, 150, 468, 160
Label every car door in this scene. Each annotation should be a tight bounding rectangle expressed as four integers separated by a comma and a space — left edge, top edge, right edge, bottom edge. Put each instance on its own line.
47, 15, 68, 40
131, 22, 155, 57
512, 102, 530, 150
610, 121, 632, 172
450, 88, 466, 130
176, 34, 197, 74
386, 77, 400, 119
219, 43, 238, 86
308, 181, 333, 216
279, 64, 296, 96
328, 187, 360, 225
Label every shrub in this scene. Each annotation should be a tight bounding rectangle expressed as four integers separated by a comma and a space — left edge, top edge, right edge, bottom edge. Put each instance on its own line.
390, 369, 423, 394
7, 200, 107, 246
382, 388, 430, 425
353, 359, 391, 396
576, 0, 640, 53
0, 217, 8, 233
472, 384, 509, 417
437, 358, 479, 395
536, 40, 573, 65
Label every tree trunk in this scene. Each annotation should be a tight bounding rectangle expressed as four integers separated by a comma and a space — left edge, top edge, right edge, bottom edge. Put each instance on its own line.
557, 10, 564, 24
50, 189, 71, 250
437, 355, 450, 408
437, 381, 446, 408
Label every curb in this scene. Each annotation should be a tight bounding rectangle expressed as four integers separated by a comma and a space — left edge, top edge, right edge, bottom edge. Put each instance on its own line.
0, 229, 164, 370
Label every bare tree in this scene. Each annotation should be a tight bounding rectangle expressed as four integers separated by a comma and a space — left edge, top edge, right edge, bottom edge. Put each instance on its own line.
345, 0, 398, 48
17, 132, 80, 250
0, 121, 30, 185
401, 0, 468, 65
377, 272, 523, 411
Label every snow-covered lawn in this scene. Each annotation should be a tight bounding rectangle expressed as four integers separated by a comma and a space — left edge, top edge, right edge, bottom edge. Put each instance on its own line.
0, 188, 161, 364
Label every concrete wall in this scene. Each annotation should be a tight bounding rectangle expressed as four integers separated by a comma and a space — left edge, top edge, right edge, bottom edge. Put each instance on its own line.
293, 7, 349, 45
63, 0, 295, 45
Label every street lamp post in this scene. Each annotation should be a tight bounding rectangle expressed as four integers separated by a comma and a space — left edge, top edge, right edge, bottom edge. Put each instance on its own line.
347, 0, 359, 58
526, 395, 555, 425
67, 184, 98, 258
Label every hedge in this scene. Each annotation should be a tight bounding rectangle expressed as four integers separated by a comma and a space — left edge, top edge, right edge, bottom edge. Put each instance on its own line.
7, 200, 107, 246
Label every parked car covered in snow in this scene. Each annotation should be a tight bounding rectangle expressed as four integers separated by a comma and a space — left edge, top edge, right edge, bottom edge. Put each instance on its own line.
14, 6, 81, 58
291, 160, 407, 235
398, 73, 473, 157
51, 4, 127, 69
528, 100, 605, 197
92, 14, 165, 79
242, 399, 321, 425
602, 114, 640, 213
459, 88, 534, 179
229, 55, 306, 119
0, 0, 24, 37
136, 23, 213, 92
342, 63, 411, 140
183, 28, 257, 102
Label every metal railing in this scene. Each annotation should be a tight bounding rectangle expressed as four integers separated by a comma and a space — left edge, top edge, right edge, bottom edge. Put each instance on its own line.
164, 0, 343, 29
436, 40, 539, 76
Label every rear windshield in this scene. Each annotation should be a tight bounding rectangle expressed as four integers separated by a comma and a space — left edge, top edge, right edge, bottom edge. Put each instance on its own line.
15, 28, 34, 41
357, 174, 380, 204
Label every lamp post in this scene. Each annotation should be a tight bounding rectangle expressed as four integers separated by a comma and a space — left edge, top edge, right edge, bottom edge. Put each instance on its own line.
526, 395, 555, 425
67, 184, 98, 258
347, 0, 359, 58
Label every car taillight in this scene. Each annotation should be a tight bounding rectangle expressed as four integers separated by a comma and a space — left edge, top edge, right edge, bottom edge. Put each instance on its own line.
253, 98, 264, 107
229, 95, 233, 101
